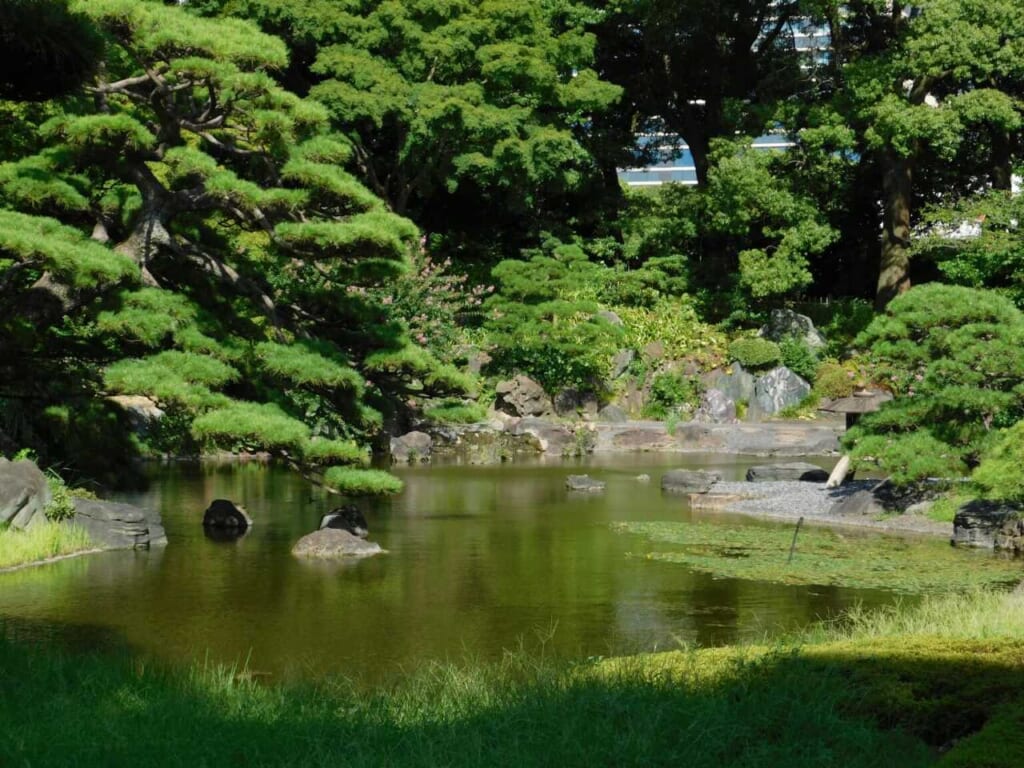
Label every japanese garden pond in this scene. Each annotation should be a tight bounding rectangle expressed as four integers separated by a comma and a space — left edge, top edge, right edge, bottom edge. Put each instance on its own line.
0, 454, 1015, 685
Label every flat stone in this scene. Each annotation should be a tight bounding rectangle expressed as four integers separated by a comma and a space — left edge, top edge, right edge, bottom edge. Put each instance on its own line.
72, 499, 167, 550
661, 469, 721, 494
292, 528, 384, 559
565, 474, 606, 492
745, 462, 829, 482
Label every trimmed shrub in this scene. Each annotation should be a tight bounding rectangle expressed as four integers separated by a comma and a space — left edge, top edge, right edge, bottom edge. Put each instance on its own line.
727, 337, 781, 370
814, 361, 856, 400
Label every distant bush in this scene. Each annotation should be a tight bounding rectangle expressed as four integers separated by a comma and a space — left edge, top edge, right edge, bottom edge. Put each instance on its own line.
813, 361, 856, 400
616, 299, 726, 370
643, 372, 703, 420
727, 337, 781, 370
778, 336, 819, 381
423, 400, 487, 425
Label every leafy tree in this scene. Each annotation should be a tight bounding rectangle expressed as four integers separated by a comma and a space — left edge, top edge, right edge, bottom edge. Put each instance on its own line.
819, 0, 1024, 308
485, 240, 622, 393
844, 284, 1024, 485
0, 0, 104, 101
593, 0, 814, 187
0, 0, 463, 491
202, 0, 621, 263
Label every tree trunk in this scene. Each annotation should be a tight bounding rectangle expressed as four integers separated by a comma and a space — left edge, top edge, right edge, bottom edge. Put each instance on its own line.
992, 130, 1013, 191
876, 150, 913, 310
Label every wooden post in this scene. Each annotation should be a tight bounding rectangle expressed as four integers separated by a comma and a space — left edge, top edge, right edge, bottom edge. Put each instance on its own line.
826, 455, 851, 488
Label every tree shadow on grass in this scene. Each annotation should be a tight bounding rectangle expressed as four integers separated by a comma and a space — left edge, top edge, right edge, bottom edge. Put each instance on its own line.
0, 636, 1022, 767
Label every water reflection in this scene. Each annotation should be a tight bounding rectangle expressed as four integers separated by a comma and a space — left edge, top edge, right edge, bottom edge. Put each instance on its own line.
0, 455, 906, 684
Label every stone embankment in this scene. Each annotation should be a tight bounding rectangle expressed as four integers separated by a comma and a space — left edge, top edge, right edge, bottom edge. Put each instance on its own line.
391, 418, 843, 465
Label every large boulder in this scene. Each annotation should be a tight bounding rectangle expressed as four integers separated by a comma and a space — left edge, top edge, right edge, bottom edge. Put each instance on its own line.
319, 505, 369, 538
760, 309, 827, 350
0, 458, 51, 529
72, 499, 167, 550
598, 404, 629, 423
702, 364, 756, 407
553, 388, 600, 419
510, 418, 581, 455
202, 499, 252, 530
953, 500, 1024, 550
753, 366, 811, 416
610, 349, 635, 380
694, 388, 736, 424
745, 462, 829, 482
390, 430, 432, 463
108, 395, 165, 437
565, 474, 606, 492
494, 375, 553, 417
661, 469, 721, 494
292, 528, 383, 559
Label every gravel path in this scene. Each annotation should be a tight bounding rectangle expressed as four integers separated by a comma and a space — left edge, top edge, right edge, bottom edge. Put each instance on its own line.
702, 480, 952, 537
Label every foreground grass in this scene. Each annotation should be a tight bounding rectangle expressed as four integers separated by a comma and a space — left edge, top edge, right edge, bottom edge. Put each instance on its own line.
0, 522, 93, 570
3, 591, 1024, 766
614, 520, 1023, 592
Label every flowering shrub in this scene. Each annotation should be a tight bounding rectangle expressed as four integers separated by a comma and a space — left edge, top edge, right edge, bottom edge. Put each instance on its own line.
363, 240, 492, 362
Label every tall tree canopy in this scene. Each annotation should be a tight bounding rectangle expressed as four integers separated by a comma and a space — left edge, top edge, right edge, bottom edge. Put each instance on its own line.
199, 0, 622, 261
0, 0, 467, 489
820, 0, 1024, 307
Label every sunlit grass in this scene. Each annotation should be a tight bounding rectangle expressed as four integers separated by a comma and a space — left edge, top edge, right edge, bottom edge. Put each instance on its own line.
3, 590, 1024, 765
0, 522, 93, 570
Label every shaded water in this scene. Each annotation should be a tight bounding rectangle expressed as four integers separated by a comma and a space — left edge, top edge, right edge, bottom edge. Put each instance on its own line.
0, 455, 913, 684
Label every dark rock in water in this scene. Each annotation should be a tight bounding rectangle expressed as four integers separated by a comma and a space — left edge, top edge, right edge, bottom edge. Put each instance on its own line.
0, 458, 51, 530
565, 474, 606, 492
72, 499, 167, 550
320, 505, 369, 538
494, 375, 552, 417
390, 431, 433, 463
694, 388, 736, 424
753, 366, 811, 417
292, 528, 383, 559
203, 499, 252, 530
661, 469, 721, 494
953, 500, 1024, 550
598, 404, 629, 423
745, 462, 829, 482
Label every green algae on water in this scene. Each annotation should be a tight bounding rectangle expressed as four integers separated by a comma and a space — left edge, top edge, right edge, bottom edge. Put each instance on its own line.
613, 521, 1023, 593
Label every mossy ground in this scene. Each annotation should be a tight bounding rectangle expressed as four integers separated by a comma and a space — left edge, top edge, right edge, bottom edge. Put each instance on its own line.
2, 591, 1024, 765
614, 520, 1023, 592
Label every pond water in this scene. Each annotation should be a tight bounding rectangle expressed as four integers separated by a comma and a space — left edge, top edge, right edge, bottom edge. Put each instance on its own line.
0, 454, 916, 685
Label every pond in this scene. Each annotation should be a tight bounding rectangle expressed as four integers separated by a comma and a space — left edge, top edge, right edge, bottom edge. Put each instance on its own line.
0, 454, 930, 685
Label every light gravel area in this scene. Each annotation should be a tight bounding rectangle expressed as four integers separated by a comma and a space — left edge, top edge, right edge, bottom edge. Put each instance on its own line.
703, 480, 952, 538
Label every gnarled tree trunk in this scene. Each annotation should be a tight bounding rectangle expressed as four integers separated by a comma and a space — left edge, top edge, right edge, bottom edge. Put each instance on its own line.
876, 150, 913, 310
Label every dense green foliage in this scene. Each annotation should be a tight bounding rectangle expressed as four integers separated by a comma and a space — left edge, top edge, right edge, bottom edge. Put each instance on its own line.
973, 421, 1024, 503
0, 0, 1022, 496
727, 337, 781, 370
844, 285, 1024, 484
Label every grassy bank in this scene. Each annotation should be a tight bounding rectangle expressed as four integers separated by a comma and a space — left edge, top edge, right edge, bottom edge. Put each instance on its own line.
0, 522, 93, 570
2, 591, 1024, 766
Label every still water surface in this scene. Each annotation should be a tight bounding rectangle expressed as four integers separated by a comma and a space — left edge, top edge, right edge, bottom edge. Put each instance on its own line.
0, 454, 908, 684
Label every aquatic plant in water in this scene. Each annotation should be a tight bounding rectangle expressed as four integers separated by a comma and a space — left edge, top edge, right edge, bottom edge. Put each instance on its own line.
613, 520, 1023, 593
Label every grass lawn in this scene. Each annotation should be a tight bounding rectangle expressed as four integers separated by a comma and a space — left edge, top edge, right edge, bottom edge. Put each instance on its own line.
1, 591, 1024, 766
